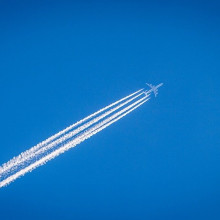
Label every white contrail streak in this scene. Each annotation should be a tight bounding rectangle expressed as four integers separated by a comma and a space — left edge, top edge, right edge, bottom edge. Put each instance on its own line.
0, 92, 146, 175
0, 89, 143, 174
0, 96, 149, 188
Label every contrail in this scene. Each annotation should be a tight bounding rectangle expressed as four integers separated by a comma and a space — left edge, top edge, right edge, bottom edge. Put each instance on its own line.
0, 95, 149, 187
0, 91, 146, 175
0, 89, 143, 174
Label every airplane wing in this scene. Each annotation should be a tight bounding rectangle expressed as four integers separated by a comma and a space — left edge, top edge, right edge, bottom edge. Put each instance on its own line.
146, 83, 153, 88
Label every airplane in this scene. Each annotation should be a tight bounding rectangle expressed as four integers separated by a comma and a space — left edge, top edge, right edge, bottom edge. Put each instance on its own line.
144, 83, 163, 97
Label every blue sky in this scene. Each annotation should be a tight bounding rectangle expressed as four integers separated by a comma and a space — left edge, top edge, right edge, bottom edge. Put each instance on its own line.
0, 1, 219, 219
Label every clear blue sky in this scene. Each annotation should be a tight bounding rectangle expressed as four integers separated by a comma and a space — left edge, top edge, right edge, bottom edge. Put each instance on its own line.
0, 1, 219, 219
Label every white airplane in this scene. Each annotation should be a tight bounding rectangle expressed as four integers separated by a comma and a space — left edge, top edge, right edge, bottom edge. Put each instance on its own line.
144, 83, 163, 97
